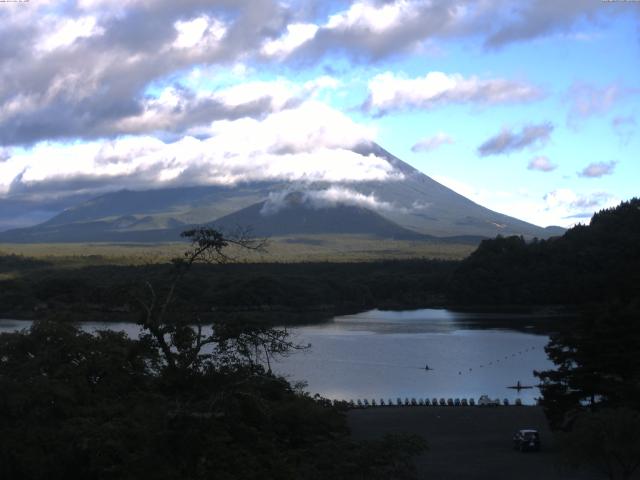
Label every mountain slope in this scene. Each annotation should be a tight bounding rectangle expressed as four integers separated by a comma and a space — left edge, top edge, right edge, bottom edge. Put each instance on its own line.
349, 143, 552, 237
212, 192, 426, 239
0, 143, 563, 243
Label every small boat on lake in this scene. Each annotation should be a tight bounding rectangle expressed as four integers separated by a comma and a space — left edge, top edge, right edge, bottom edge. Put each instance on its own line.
507, 380, 534, 390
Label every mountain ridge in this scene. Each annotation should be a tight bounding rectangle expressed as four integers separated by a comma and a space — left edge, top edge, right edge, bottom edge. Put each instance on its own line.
0, 143, 564, 244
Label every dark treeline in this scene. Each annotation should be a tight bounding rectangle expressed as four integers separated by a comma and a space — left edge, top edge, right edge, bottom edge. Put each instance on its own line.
0, 259, 457, 322
449, 198, 640, 306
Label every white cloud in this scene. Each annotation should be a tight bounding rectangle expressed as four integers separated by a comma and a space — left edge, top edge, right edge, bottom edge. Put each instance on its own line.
544, 189, 618, 222
578, 160, 617, 178
430, 175, 613, 228
203, 100, 377, 154
261, 23, 319, 58
261, 186, 404, 215
111, 76, 340, 136
172, 15, 227, 51
365, 71, 542, 114
213, 79, 297, 109
325, 0, 416, 32
307, 186, 401, 211
0, 101, 395, 199
411, 132, 454, 153
36, 15, 104, 52
478, 123, 553, 156
527, 156, 556, 172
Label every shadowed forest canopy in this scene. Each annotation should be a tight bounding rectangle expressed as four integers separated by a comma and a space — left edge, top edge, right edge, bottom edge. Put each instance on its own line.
448, 198, 640, 306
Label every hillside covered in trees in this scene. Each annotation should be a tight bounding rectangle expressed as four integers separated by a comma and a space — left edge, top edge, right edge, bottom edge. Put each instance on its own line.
448, 198, 640, 306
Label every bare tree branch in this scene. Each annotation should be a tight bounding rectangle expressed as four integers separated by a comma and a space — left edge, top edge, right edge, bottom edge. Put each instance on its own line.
132, 226, 302, 375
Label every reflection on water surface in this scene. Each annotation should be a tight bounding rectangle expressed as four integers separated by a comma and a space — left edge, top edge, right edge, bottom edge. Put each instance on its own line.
0, 308, 558, 404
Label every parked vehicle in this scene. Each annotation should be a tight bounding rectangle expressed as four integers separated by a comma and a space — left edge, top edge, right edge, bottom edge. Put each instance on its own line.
513, 429, 540, 452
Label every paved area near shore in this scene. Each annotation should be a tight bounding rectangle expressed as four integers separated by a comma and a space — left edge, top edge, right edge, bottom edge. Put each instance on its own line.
348, 406, 599, 480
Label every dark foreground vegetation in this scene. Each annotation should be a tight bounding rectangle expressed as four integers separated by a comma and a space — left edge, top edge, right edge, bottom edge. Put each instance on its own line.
0, 229, 426, 480
0, 320, 427, 480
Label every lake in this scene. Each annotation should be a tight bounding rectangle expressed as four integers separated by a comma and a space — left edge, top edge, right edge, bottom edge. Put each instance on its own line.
0, 309, 556, 404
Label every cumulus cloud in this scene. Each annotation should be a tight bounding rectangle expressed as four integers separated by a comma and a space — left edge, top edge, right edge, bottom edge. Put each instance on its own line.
261, 23, 319, 59
364, 71, 542, 114
411, 132, 455, 153
0, 0, 292, 145
261, 186, 405, 215
282, 0, 632, 61
578, 161, 617, 178
0, 0, 629, 147
0, 101, 398, 201
35, 15, 105, 52
172, 15, 227, 50
527, 156, 556, 172
477, 122, 553, 156
111, 77, 338, 137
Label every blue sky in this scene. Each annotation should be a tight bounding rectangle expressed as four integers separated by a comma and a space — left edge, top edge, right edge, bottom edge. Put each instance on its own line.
0, 0, 638, 229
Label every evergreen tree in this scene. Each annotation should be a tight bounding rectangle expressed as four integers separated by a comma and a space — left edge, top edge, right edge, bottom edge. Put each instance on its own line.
535, 301, 640, 429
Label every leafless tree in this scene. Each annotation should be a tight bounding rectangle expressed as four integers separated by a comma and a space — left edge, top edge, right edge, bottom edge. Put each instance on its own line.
134, 227, 306, 373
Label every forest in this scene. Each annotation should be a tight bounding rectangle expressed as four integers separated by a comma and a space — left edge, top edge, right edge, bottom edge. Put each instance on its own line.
0, 257, 457, 323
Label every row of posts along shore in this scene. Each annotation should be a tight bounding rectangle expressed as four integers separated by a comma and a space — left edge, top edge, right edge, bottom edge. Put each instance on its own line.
323, 396, 540, 408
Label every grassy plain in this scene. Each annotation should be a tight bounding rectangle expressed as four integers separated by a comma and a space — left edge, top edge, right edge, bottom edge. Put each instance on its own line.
0, 234, 475, 266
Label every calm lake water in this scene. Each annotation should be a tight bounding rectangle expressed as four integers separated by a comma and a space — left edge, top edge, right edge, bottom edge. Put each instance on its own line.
275, 309, 555, 405
0, 309, 556, 404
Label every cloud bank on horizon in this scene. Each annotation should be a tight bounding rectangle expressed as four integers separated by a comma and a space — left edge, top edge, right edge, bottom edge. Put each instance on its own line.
0, 0, 638, 229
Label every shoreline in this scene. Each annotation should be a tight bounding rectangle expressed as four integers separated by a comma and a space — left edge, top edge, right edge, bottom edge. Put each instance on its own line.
0, 302, 577, 325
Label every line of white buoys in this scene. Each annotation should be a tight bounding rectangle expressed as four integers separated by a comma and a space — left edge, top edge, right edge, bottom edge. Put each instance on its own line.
450, 344, 541, 376
339, 396, 528, 408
